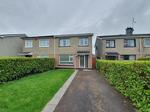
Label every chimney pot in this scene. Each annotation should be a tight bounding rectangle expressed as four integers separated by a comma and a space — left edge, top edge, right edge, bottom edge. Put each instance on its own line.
126, 27, 134, 35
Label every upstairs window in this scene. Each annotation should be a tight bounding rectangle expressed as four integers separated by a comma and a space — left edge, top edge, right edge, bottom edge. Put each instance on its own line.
59, 39, 70, 47
144, 38, 150, 47
39, 39, 49, 47
106, 40, 115, 48
79, 38, 89, 46
25, 40, 33, 48
124, 39, 136, 47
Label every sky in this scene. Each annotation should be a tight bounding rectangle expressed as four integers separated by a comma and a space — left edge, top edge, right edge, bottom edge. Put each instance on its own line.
0, 0, 150, 53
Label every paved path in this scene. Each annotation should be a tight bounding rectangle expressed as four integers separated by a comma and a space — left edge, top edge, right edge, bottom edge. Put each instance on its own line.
54, 70, 136, 112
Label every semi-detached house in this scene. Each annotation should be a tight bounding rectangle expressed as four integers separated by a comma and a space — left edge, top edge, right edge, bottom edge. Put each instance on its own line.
95, 27, 150, 60
20, 33, 93, 69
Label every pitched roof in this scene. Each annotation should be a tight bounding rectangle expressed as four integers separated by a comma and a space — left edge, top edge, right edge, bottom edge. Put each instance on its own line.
21, 33, 93, 39
0, 34, 27, 38
54, 33, 93, 37
98, 34, 150, 39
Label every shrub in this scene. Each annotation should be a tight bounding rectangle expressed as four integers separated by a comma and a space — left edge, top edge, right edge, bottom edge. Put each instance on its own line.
138, 56, 150, 61
96, 60, 150, 112
0, 58, 55, 83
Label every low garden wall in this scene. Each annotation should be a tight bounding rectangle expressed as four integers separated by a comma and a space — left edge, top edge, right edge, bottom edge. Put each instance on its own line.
96, 60, 150, 112
0, 57, 55, 83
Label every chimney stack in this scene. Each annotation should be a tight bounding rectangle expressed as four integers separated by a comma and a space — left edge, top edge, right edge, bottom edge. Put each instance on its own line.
126, 27, 134, 35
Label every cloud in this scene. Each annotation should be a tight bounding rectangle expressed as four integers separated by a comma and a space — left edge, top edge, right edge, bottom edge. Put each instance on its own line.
0, 0, 120, 35
99, 0, 150, 35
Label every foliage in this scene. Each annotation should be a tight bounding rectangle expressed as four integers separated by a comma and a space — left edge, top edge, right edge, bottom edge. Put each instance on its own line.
0, 58, 55, 83
96, 60, 150, 112
138, 56, 150, 61
0, 69, 74, 112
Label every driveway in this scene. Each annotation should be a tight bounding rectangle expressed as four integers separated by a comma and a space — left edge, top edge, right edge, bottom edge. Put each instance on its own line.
54, 70, 136, 112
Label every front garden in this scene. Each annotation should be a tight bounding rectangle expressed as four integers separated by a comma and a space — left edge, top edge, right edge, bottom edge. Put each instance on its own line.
96, 60, 150, 112
0, 69, 74, 112
0, 57, 74, 112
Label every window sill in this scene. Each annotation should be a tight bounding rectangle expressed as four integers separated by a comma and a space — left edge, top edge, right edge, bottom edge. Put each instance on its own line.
59, 64, 74, 66
39, 46, 49, 48
106, 47, 115, 48
78, 45, 89, 47
144, 47, 150, 48
124, 46, 136, 48
25, 47, 33, 48
59, 46, 71, 47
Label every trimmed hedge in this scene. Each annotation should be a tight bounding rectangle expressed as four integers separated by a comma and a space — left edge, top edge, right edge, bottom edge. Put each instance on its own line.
96, 60, 150, 112
138, 57, 150, 61
0, 58, 55, 83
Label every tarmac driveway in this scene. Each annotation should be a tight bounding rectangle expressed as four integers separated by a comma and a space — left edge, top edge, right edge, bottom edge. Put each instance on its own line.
54, 70, 136, 112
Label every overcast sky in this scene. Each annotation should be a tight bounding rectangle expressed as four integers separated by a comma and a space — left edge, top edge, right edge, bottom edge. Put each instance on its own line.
0, 0, 150, 36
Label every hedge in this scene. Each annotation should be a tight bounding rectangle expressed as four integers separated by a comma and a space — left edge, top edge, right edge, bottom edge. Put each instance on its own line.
138, 57, 150, 61
96, 60, 150, 112
0, 58, 55, 83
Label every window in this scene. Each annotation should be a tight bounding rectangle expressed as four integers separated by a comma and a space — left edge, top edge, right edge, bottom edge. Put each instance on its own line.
25, 40, 33, 48
59, 39, 70, 47
79, 38, 88, 46
59, 54, 73, 65
39, 39, 49, 47
122, 55, 136, 60
124, 39, 136, 47
144, 38, 150, 47
106, 40, 115, 48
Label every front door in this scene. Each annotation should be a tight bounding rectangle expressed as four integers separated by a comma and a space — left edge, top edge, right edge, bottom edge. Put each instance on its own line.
80, 55, 88, 68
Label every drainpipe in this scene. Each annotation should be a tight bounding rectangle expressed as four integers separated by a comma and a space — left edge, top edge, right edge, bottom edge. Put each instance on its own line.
54, 36, 56, 58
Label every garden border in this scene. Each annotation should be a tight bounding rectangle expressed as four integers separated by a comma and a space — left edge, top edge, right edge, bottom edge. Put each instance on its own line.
42, 69, 78, 112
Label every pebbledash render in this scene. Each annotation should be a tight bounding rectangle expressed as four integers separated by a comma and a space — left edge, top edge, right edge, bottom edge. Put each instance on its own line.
95, 27, 150, 60
21, 33, 93, 68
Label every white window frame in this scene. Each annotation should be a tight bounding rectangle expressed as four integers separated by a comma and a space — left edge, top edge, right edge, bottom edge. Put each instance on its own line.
39, 39, 49, 47
106, 40, 115, 48
79, 38, 89, 46
59, 54, 74, 65
144, 38, 150, 47
59, 39, 70, 47
25, 40, 33, 48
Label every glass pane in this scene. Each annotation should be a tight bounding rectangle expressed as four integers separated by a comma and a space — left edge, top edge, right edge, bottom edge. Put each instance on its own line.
144, 38, 150, 47
79, 38, 88, 46
80, 55, 84, 67
60, 54, 73, 64
129, 55, 136, 60
85, 55, 88, 68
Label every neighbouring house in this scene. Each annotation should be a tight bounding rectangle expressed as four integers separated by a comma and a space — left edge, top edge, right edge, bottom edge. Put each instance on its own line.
20, 33, 93, 68
95, 27, 150, 60
0, 34, 27, 56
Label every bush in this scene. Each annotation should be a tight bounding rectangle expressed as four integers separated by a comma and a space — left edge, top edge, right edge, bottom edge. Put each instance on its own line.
0, 58, 55, 83
96, 60, 150, 112
138, 57, 150, 60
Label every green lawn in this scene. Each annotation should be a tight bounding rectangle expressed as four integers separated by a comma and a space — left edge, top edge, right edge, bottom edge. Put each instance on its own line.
0, 69, 74, 112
